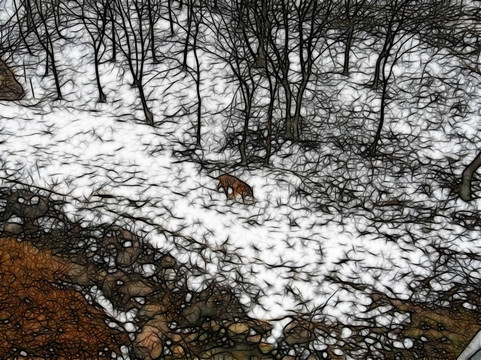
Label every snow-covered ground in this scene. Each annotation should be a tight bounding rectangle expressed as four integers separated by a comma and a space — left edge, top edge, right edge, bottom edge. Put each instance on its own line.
1, 4, 481, 349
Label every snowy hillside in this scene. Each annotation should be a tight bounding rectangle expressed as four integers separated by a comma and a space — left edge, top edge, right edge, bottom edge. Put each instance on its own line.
1, 0, 481, 358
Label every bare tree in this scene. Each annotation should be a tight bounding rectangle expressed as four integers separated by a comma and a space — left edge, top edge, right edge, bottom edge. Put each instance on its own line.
113, 0, 154, 125
384, 1, 481, 197
253, 0, 278, 166
146, 0, 162, 64
340, 0, 368, 76
259, 0, 338, 141
263, 61, 278, 166
265, 0, 295, 140
73, 0, 110, 103
26, 0, 65, 99
364, 0, 430, 156
4, 0, 35, 56
182, 0, 195, 70
369, 0, 415, 89
193, 5, 204, 148
167, 0, 176, 37
205, 0, 261, 164
290, 0, 337, 140
437, 4, 481, 201
184, 0, 204, 148
108, 3, 118, 61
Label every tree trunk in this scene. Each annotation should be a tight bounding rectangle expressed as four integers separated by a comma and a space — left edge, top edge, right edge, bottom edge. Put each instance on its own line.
239, 85, 252, 166
460, 151, 481, 202
342, 24, 354, 76
137, 82, 154, 125
147, 0, 159, 64
94, 50, 107, 103
264, 76, 277, 166
193, 18, 202, 147
14, 1, 34, 56
87, 9, 108, 103
34, 0, 62, 99
292, 72, 310, 141
280, 0, 292, 139
239, 108, 251, 165
167, 0, 175, 37
44, 53, 49, 77
182, 0, 193, 70
291, 112, 300, 141
282, 80, 293, 139
365, 71, 388, 156
372, 51, 385, 89
109, 5, 117, 62
49, 42, 63, 100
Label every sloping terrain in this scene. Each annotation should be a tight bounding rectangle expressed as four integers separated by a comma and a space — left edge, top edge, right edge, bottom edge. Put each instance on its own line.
1, 0, 481, 358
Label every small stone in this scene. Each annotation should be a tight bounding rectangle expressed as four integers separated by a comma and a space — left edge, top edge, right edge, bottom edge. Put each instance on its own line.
228, 322, 249, 335
198, 332, 209, 341
171, 344, 185, 358
135, 325, 163, 359
182, 331, 198, 343
283, 318, 316, 345
160, 254, 176, 268
116, 246, 140, 266
170, 333, 182, 343
4, 223, 23, 235
259, 342, 274, 354
249, 319, 273, 335
247, 334, 262, 343
211, 319, 221, 331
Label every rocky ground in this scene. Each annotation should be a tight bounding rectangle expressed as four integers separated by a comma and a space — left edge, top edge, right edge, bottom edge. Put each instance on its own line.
0, 184, 479, 359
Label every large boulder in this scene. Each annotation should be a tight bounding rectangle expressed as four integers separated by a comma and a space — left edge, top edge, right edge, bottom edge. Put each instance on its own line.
0, 59, 25, 100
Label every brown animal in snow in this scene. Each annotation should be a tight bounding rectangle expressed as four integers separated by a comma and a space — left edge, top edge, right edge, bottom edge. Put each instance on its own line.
216, 173, 254, 204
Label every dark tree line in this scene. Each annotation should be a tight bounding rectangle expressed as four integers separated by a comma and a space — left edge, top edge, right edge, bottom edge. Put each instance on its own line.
1, 0, 480, 195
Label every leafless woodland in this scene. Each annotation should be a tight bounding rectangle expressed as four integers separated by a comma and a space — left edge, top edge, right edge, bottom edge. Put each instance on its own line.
1, 0, 481, 359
